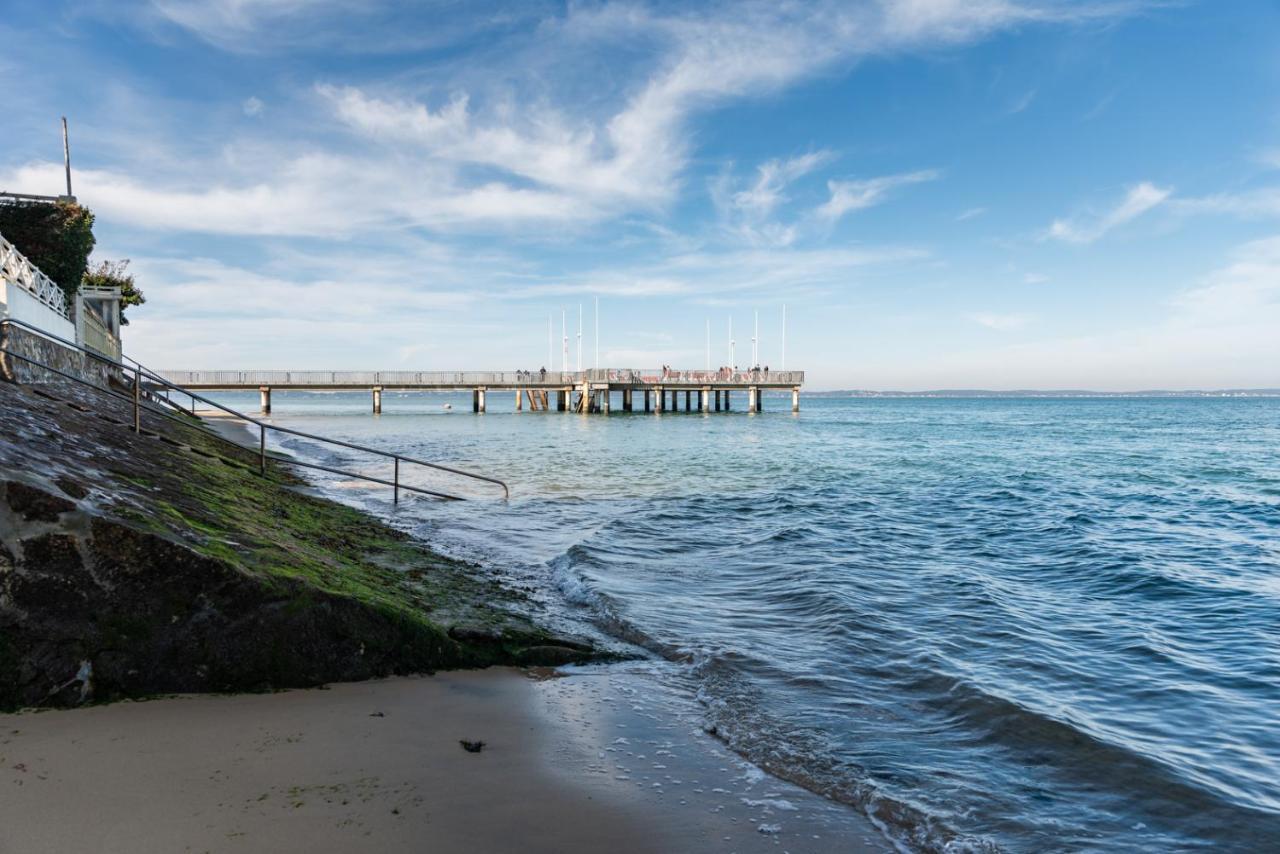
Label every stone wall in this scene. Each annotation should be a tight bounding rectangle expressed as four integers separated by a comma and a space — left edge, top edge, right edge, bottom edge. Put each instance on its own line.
0, 322, 119, 388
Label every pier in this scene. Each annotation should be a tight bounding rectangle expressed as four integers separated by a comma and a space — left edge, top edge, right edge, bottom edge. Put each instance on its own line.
154, 368, 805, 415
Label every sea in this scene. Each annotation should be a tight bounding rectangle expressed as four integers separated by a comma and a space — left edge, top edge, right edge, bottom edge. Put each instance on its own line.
205, 391, 1280, 852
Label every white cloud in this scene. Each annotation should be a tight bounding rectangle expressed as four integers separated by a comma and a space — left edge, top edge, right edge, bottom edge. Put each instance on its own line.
967, 311, 1031, 330
1173, 187, 1280, 220
1046, 181, 1172, 243
711, 151, 833, 246
46, 1, 1149, 240
1008, 89, 1037, 114
1023, 272, 1049, 284
956, 206, 987, 221
242, 96, 264, 116
817, 170, 940, 221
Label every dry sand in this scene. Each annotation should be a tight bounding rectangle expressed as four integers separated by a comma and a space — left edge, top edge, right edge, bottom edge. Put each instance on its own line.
0, 666, 888, 853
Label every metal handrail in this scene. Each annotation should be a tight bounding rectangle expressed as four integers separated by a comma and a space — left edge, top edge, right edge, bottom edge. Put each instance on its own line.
0, 317, 509, 502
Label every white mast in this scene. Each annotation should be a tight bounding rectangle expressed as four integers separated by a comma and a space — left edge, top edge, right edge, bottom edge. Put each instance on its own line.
781, 303, 787, 371
752, 310, 759, 368
594, 297, 599, 369
577, 303, 583, 372
561, 310, 568, 372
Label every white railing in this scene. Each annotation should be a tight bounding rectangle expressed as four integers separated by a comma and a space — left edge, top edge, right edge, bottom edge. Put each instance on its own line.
0, 232, 76, 341
154, 368, 805, 388
0, 232, 70, 319
586, 368, 805, 385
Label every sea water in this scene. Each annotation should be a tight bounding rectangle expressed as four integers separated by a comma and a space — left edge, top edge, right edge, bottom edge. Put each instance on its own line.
207, 392, 1280, 852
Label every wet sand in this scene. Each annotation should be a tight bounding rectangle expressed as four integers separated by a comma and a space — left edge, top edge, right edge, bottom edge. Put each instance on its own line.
0, 667, 887, 853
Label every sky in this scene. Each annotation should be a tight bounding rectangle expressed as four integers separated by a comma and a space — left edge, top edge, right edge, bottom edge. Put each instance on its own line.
2, 0, 1279, 391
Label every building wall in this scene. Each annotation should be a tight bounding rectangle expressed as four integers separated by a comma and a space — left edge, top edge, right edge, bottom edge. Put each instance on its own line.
0, 280, 76, 342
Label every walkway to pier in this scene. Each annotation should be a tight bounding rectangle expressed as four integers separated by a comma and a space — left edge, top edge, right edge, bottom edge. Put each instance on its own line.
154, 368, 805, 415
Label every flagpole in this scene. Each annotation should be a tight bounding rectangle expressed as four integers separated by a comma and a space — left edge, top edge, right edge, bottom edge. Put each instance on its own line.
782, 303, 787, 371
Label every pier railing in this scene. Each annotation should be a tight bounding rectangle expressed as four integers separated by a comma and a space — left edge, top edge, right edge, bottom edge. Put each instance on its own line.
156, 368, 804, 388
586, 368, 805, 385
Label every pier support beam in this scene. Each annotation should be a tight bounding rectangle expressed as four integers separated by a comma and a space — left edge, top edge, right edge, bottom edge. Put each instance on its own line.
644, 389, 652, 412
623, 388, 633, 411
700, 387, 709, 413
602, 388, 611, 414
748, 386, 757, 412
557, 389, 567, 412
725, 390, 731, 411
792, 387, 800, 413
655, 387, 664, 413
259, 386, 271, 415
684, 390, 691, 412
516, 389, 523, 410
372, 386, 383, 414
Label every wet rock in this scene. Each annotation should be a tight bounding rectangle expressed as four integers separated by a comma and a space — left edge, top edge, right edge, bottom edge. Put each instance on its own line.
515, 645, 592, 666
4, 481, 76, 522
54, 477, 90, 500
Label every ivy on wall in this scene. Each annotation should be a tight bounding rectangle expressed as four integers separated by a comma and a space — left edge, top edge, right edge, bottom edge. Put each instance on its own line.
0, 200, 96, 298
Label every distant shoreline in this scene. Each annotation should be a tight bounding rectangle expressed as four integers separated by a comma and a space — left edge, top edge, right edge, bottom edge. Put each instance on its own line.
805, 389, 1280, 398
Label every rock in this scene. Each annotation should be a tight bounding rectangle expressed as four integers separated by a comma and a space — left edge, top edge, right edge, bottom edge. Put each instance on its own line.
54, 477, 90, 500
4, 481, 76, 522
515, 645, 592, 666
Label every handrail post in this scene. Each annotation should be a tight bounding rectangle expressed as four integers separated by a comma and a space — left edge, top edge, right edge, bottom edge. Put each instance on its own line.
133, 365, 141, 432
259, 424, 266, 475
394, 457, 399, 504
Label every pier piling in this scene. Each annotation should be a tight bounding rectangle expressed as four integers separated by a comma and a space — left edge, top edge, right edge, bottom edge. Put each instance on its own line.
372, 386, 382, 414
259, 386, 271, 415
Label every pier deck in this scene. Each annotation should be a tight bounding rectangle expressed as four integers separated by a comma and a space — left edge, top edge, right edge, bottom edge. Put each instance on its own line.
154, 368, 805, 414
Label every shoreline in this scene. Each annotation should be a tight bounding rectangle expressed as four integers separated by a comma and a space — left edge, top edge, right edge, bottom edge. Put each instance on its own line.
0, 667, 888, 853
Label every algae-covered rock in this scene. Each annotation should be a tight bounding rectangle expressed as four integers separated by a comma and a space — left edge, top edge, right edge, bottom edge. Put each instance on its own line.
0, 378, 598, 712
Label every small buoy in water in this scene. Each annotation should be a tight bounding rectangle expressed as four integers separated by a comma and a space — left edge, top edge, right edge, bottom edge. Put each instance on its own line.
443, 403, 452, 410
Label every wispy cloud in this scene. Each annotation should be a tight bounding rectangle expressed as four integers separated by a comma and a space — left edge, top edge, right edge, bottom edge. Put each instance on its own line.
817, 170, 940, 221
1008, 89, 1037, 114
967, 311, 1031, 330
1046, 181, 1172, 243
956, 206, 987, 221
242, 96, 264, 117
711, 151, 833, 246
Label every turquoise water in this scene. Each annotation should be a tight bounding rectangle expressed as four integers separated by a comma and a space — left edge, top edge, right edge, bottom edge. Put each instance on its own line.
209, 392, 1280, 852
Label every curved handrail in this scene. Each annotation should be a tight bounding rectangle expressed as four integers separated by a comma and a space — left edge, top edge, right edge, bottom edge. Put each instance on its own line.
0, 317, 509, 501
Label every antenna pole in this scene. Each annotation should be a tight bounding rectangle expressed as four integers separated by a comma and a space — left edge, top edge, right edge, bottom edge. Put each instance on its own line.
729, 316, 735, 368
782, 304, 787, 371
752, 310, 759, 368
61, 117, 73, 199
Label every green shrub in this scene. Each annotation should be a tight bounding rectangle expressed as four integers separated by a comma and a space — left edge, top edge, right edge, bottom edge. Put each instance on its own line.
0, 200, 96, 298
83, 259, 145, 324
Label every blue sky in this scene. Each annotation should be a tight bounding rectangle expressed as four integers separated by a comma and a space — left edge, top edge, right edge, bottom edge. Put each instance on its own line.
3, 0, 1279, 390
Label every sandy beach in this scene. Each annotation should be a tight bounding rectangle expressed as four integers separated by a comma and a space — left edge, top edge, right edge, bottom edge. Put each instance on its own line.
0, 666, 887, 854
